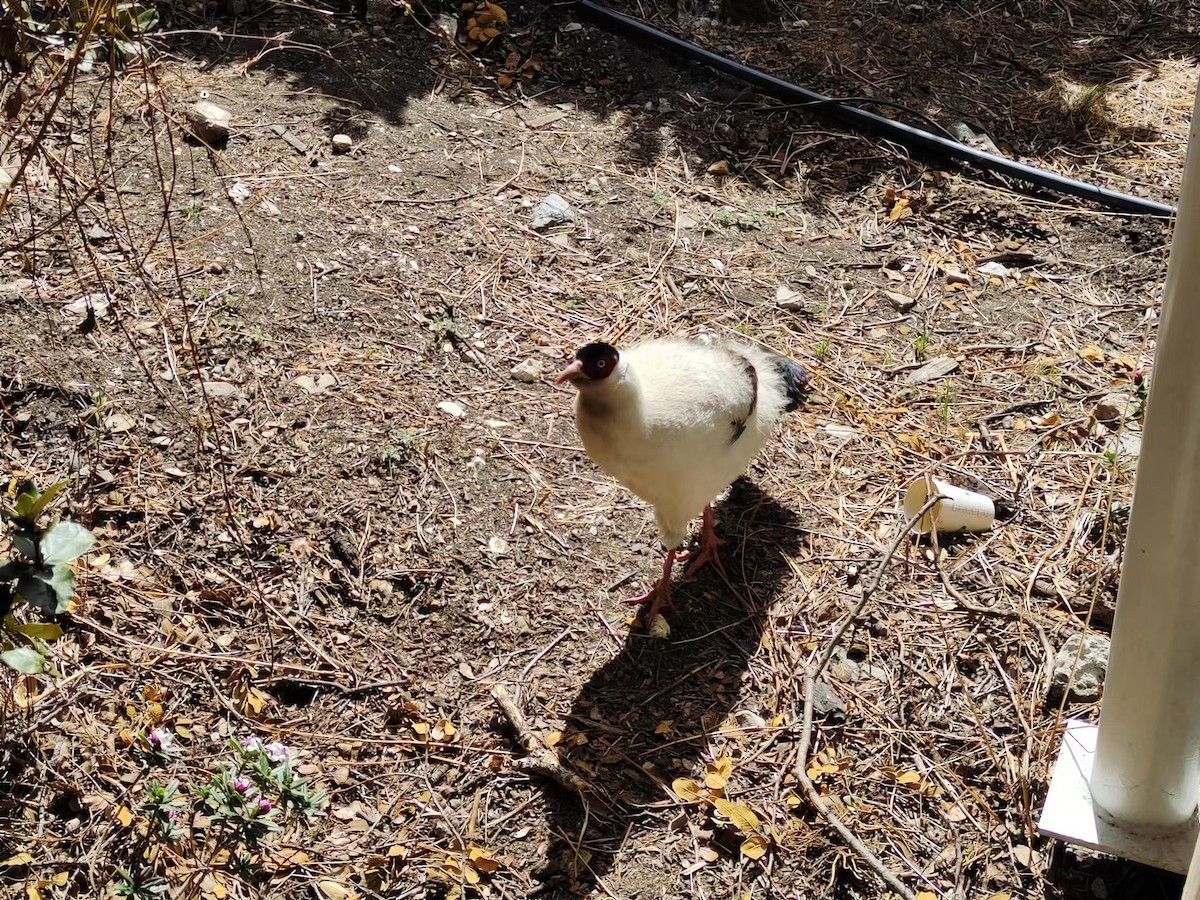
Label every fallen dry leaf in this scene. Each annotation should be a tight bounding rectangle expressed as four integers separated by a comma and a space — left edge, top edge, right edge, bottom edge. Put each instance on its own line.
1013, 844, 1043, 869
672, 778, 702, 802
705, 757, 732, 790
713, 798, 760, 835
316, 880, 353, 900
740, 834, 770, 860
468, 846, 501, 874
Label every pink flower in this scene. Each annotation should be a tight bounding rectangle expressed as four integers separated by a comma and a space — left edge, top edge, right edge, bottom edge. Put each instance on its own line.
264, 742, 291, 763
147, 728, 177, 753
233, 777, 252, 794
257, 798, 273, 814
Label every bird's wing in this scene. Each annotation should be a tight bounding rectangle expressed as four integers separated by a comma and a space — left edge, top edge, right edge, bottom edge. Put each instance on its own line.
724, 347, 759, 444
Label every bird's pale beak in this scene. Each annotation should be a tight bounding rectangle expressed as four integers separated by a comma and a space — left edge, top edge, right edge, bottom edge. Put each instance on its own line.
555, 359, 584, 385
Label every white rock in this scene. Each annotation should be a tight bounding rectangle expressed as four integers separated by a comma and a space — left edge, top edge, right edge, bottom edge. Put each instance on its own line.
530, 193, 574, 231
187, 100, 232, 145
432, 12, 458, 41
437, 400, 466, 418
294, 373, 336, 394
775, 284, 804, 311
227, 182, 250, 205
510, 357, 545, 383
1050, 633, 1111, 702
331, 134, 353, 154
64, 293, 110, 319
202, 381, 242, 398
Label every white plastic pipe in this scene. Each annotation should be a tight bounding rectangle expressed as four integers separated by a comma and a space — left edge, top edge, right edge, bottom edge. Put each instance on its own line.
1184, 831, 1200, 900
1090, 87, 1200, 827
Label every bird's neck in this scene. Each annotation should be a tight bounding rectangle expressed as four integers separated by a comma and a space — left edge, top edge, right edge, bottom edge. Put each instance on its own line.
577, 367, 640, 417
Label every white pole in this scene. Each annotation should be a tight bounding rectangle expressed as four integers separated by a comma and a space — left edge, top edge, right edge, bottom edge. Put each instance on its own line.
1090, 86, 1200, 827
1184, 831, 1200, 900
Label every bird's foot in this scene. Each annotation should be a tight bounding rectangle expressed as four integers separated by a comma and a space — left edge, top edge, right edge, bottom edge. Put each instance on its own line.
624, 579, 674, 620
681, 505, 726, 580
623, 549, 678, 620
681, 540, 725, 581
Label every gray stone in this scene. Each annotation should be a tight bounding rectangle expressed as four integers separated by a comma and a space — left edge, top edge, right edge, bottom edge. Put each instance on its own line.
905, 356, 959, 385
811, 679, 846, 719
1050, 633, 1111, 702
331, 133, 353, 155
530, 193, 574, 231
510, 357, 545, 383
1102, 429, 1142, 461
187, 100, 232, 146
775, 284, 805, 311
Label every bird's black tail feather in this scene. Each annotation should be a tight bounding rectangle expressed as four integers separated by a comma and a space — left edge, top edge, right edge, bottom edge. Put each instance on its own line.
770, 353, 810, 411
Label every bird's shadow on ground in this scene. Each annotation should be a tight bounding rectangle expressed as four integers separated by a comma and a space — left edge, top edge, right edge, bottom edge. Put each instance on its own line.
534, 478, 802, 895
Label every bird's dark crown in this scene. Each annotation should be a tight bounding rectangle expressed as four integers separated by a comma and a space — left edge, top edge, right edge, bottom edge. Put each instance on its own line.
575, 342, 620, 381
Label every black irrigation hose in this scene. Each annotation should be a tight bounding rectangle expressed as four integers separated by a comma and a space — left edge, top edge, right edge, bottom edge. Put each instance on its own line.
575, 0, 1178, 219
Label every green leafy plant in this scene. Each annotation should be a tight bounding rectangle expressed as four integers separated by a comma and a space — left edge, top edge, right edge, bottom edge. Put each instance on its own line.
0, 479, 95, 674
144, 779, 186, 844
112, 736, 328, 895
913, 331, 929, 360
111, 868, 168, 900
1133, 368, 1148, 401
936, 382, 957, 424
2, 0, 160, 75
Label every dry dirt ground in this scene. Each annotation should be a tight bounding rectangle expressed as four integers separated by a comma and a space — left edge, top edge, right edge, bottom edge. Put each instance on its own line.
0, 0, 1196, 897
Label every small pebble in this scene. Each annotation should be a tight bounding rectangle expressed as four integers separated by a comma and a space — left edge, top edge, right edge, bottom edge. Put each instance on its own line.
530, 194, 574, 231
510, 357, 545, 383
331, 133, 353, 154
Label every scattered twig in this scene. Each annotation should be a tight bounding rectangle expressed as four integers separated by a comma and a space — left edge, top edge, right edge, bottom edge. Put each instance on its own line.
490, 685, 588, 793
790, 495, 943, 900
519, 625, 574, 683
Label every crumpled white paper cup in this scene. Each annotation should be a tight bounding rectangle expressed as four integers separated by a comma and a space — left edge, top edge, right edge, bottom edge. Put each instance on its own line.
903, 476, 995, 535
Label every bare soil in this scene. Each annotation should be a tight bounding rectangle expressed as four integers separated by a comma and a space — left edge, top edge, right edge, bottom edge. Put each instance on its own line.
0, 0, 1193, 897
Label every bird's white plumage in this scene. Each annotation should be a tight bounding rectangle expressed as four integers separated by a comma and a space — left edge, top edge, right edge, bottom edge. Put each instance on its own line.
571, 337, 796, 549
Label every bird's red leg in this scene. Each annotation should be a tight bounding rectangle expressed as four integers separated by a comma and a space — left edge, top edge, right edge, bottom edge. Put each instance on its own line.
682, 504, 728, 580
624, 548, 677, 616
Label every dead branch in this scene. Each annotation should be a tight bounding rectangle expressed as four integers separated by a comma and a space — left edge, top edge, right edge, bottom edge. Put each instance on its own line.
491, 684, 588, 793
791, 495, 943, 900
